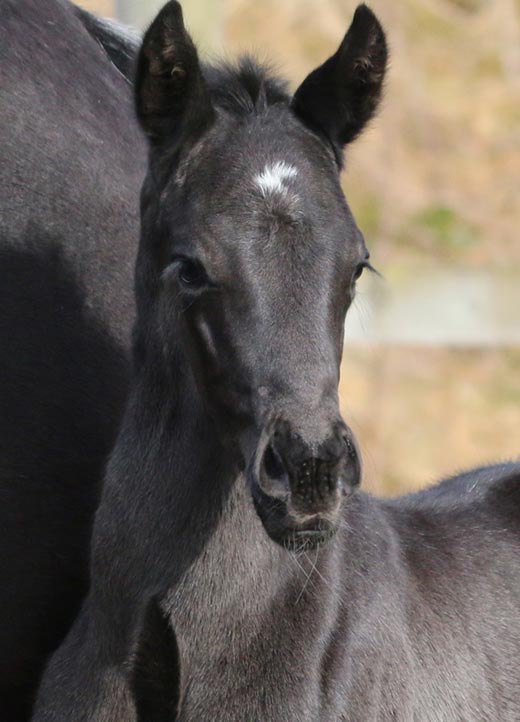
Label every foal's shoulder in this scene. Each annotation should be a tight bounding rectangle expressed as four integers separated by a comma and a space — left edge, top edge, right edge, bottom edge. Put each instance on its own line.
372, 463, 520, 606
388, 460, 520, 522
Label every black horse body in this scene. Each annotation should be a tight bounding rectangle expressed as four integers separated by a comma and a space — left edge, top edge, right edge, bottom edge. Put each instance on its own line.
28, 2, 520, 721
0, 0, 144, 717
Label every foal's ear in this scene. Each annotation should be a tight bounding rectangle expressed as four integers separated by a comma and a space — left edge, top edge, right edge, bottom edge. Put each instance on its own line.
292, 4, 387, 156
135, 0, 214, 143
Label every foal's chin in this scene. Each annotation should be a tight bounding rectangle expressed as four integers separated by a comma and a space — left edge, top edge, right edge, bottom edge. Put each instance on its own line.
250, 481, 343, 552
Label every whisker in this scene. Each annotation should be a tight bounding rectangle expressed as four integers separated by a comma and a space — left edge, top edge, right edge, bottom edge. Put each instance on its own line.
295, 546, 321, 605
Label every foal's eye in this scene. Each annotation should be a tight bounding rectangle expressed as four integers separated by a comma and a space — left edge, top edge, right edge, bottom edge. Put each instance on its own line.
353, 263, 367, 282
352, 258, 379, 287
171, 256, 208, 290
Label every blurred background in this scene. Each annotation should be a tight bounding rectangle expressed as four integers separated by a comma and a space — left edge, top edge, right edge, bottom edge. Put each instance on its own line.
79, 0, 520, 495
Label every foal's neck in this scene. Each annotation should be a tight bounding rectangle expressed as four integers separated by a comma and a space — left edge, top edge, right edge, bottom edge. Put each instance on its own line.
123, 351, 295, 647
124, 348, 286, 582
119, 348, 384, 719
122, 346, 348, 630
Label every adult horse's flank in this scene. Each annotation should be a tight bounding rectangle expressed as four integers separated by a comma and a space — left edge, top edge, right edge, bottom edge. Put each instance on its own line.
0, 1, 143, 718
32, 2, 520, 720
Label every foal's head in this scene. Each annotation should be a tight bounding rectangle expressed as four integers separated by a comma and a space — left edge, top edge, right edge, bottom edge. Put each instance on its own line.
135, 1, 387, 549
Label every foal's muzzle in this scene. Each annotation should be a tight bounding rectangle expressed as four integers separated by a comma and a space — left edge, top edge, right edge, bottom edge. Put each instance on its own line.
250, 419, 361, 550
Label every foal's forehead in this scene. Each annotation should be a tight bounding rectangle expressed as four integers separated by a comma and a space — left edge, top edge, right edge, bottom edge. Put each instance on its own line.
172, 108, 356, 254
185, 107, 335, 190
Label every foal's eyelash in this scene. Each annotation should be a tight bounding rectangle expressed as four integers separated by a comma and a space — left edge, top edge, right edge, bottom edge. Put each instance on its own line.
364, 261, 382, 278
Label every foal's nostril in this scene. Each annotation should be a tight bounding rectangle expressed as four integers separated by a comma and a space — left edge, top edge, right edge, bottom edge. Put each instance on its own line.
344, 436, 355, 457
264, 444, 285, 481
258, 443, 290, 498
342, 434, 362, 489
